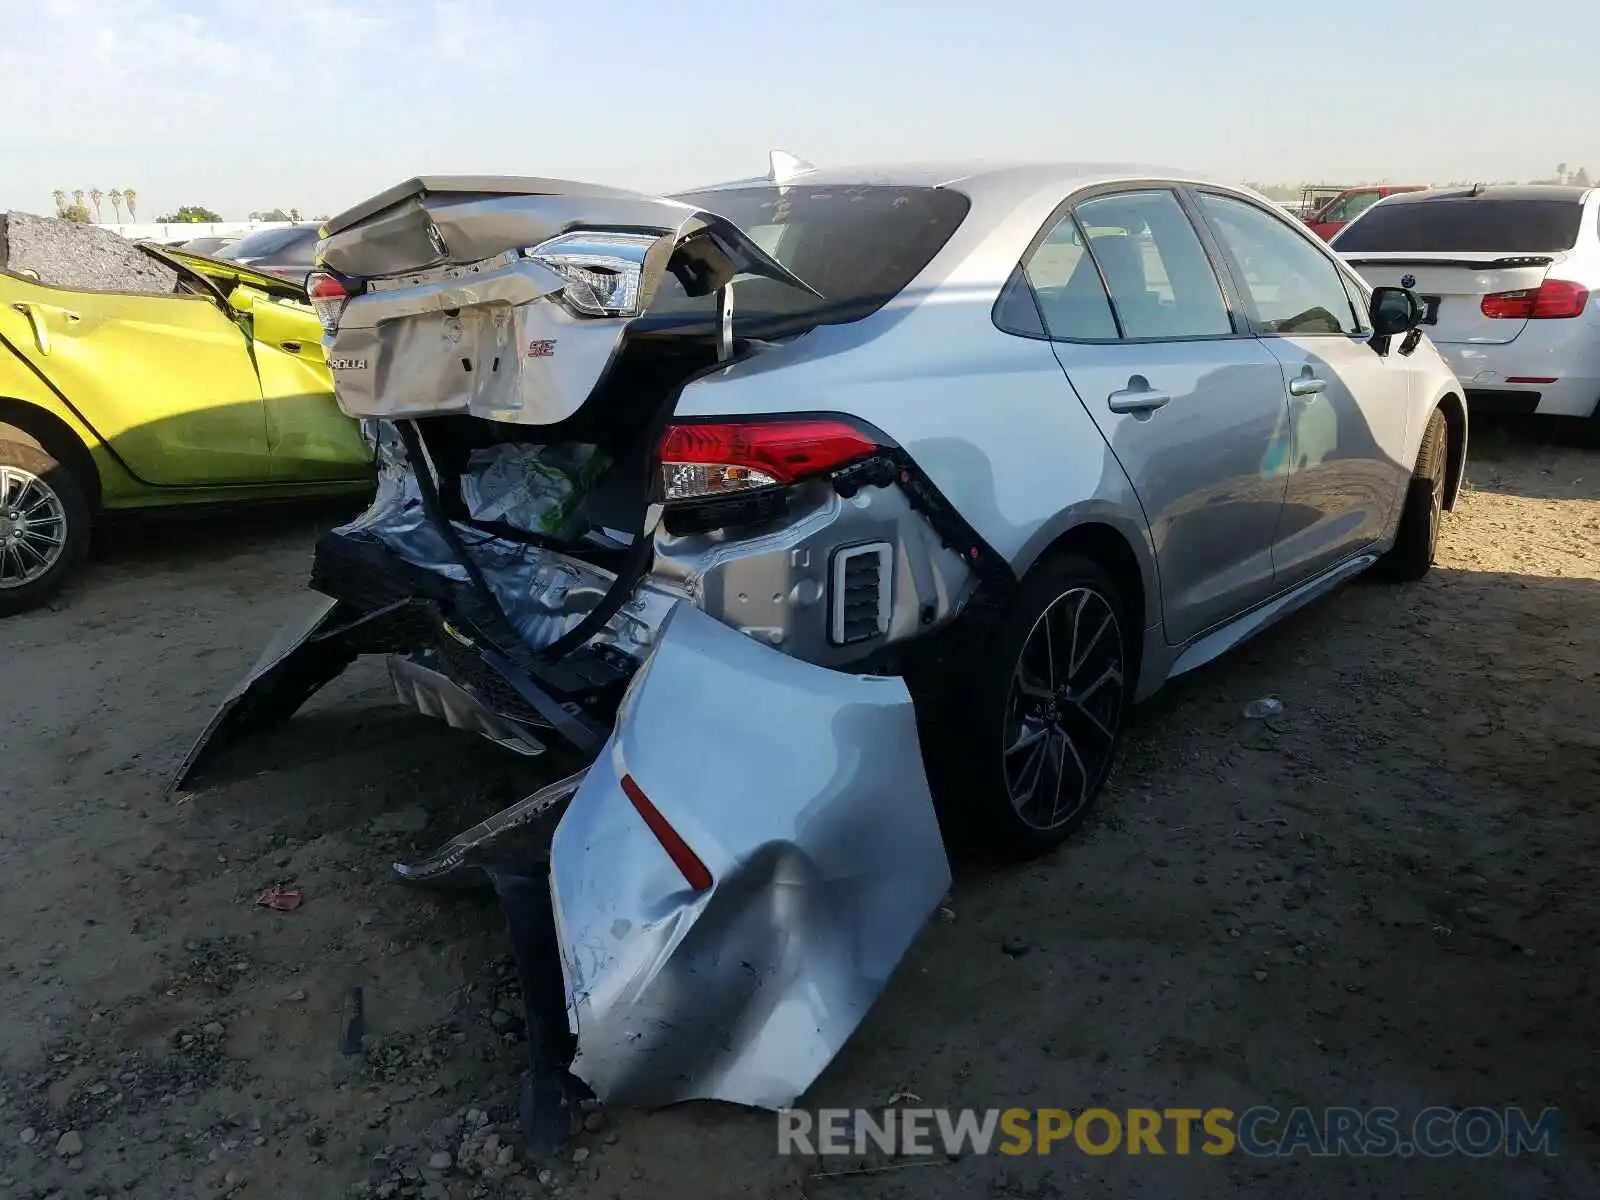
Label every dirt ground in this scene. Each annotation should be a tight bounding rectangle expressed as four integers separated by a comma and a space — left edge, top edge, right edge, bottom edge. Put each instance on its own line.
2, 418, 1597, 1200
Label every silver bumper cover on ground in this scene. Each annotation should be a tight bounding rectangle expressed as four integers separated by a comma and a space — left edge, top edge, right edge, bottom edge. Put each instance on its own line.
548, 603, 950, 1108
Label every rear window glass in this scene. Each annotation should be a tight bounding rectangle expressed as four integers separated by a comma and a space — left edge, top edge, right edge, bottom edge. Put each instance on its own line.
218, 226, 316, 261
1333, 199, 1583, 253
656, 184, 970, 336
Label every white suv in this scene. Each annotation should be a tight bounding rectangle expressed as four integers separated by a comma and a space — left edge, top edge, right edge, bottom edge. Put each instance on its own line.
1333, 185, 1600, 417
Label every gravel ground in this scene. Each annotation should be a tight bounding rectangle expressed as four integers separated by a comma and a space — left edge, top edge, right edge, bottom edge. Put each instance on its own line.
1, 212, 176, 292
1, 420, 1596, 1199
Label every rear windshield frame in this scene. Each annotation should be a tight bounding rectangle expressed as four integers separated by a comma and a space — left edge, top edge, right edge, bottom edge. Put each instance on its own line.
1332, 198, 1584, 254
647, 183, 971, 338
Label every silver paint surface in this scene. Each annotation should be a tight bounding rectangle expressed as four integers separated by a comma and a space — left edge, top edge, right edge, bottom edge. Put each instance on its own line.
388, 652, 548, 756
547, 602, 951, 1108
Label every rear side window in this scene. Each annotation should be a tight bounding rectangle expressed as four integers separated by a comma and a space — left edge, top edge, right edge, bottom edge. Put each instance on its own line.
1333, 198, 1584, 252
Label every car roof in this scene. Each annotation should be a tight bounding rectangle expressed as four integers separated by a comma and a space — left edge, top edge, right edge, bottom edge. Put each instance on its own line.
1379, 184, 1592, 205
680, 160, 1221, 203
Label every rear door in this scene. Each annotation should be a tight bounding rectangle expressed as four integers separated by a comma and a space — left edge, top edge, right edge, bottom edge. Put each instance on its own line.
1024, 186, 1290, 645
0, 273, 271, 485
1192, 189, 1413, 585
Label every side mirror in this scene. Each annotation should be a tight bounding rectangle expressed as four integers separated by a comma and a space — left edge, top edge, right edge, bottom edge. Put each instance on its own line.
1369, 286, 1423, 336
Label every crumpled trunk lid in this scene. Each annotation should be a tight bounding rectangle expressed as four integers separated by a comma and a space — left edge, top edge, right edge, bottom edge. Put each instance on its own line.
314, 176, 816, 426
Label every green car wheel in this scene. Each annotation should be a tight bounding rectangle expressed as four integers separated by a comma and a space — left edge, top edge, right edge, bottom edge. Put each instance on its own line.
0, 439, 90, 616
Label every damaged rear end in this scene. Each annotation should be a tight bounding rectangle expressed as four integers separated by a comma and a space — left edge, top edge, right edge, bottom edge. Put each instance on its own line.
174, 172, 987, 1137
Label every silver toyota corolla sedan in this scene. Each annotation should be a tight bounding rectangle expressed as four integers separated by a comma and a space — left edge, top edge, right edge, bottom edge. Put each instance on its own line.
176, 156, 1468, 1138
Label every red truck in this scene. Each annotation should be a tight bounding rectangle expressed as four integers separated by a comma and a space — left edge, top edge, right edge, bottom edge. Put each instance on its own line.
1300, 184, 1428, 240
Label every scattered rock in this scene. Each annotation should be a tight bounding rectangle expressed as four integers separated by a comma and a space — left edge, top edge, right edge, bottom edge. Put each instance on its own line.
428, 1151, 452, 1171
571, 1147, 590, 1165
582, 1109, 606, 1134
19, 1126, 38, 1145
1001, 936, 1031, 958
370, 806, 431, 835
56, 1130, 83, 1157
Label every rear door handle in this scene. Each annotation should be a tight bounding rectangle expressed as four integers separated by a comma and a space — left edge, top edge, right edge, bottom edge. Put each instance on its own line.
1107, 379, 1172, 413
1288, 376, 1327, 397
280, 341, 303, 354
11, 303, 50, 354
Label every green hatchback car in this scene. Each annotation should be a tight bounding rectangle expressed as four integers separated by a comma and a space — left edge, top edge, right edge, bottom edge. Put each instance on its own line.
0, 233, 372, 615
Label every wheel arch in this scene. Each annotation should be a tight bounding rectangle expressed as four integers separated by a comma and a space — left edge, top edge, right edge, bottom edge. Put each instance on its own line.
0, 397, 103, 512
1018, 516, 1153, 697
1435, 390, 1468, 511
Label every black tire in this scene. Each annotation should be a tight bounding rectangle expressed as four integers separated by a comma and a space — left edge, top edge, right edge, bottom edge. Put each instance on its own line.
929, 553, 1132, 859
1376, 408, 1448, 582
0, 439, 91, 616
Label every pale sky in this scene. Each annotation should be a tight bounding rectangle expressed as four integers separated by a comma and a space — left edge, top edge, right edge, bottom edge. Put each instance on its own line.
2, 0, 1595, 221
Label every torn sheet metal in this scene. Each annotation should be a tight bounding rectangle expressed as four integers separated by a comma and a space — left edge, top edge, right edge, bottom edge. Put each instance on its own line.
341, 477, 675, 662
388, 653, 547, 758
544, 602, 951, 1109
393, 767, 587, 885
169, 595, 357, 793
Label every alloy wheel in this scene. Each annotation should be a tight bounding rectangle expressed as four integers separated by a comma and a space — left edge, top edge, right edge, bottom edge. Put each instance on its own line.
0, 464, 69, 588
1002, 586, 1126, 831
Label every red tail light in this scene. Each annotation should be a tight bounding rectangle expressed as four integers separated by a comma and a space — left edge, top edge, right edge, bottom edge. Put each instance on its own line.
306, 271, 350, 333
619, 774, 713, 892
658, 418, 881, 502
1480, 278, 1588, 320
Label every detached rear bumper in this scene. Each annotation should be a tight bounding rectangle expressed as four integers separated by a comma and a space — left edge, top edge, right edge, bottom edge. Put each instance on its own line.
545, 602, 950, 1108
174, 561, 951, 1123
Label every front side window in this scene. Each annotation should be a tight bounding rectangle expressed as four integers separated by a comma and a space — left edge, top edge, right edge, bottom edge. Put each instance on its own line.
1197, 192, 1361, 335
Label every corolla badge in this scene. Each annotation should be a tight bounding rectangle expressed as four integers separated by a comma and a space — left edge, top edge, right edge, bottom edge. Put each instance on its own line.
1400, 273, 1417, 288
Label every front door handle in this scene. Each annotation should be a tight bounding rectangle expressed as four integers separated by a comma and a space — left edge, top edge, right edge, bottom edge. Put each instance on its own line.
280, 341, 303, 354
1288, 375, 1327, 397
1107, 376, 1172, 414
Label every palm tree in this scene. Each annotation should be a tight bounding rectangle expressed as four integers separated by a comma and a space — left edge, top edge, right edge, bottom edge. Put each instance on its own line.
123, 188, 138, 221
51, 189, 68, 217
89, 189, 105, 222
72, 190, 85, 218
109, 189, 124, 222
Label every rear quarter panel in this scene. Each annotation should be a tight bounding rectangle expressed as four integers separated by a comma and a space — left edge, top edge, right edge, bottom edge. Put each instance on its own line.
672, 173, 1164, 625
0, 317, 145, 506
